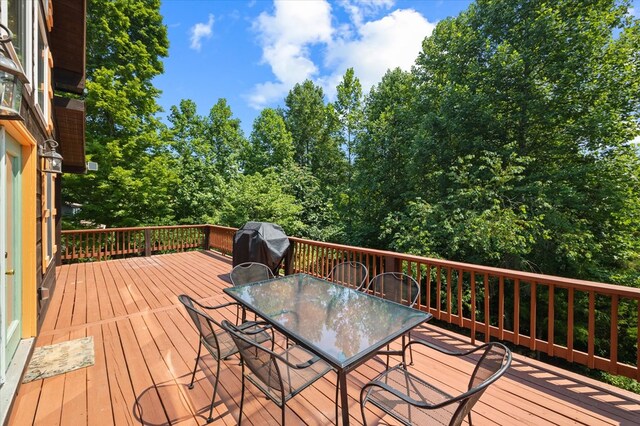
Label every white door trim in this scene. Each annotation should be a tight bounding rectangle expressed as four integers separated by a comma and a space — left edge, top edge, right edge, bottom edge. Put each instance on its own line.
0, 126, 6, 385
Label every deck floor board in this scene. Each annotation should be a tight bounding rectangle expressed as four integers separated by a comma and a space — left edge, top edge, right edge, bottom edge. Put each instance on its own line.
8, 251, 640, 425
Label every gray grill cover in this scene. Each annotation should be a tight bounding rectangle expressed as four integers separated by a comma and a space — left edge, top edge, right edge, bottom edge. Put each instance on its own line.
232, 222, 290, 273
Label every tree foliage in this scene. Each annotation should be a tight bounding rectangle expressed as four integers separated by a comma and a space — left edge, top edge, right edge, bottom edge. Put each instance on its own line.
385, 0, 640, 280
63, 0, 174, 227
71, 0, 640, 283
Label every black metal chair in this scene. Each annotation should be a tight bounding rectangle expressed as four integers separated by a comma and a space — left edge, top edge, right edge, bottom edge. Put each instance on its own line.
178, 294, 271, 423
229, 262, 275, 321
230, 261, 275, 286
360, 339, 512, 426
220, 320, 338, 425
365, 272, 421, 366
326, 261, 368, 290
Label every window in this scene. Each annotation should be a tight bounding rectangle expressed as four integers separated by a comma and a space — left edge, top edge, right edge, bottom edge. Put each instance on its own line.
37, 17, 46, 111
42, 170, 56, 269
6, 0, 27, 65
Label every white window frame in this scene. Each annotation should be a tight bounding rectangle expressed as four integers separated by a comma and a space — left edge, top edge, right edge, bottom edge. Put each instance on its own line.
34, 2, 49, 124
41, 168, 56, 270
0, 0, 35, 97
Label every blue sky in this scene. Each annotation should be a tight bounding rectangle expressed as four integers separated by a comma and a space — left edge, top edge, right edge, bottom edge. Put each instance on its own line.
155, 0, 474, 133
154, 0, 639, 137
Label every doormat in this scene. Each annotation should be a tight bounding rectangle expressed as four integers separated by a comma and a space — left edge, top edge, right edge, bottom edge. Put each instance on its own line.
22, 336, 95, 383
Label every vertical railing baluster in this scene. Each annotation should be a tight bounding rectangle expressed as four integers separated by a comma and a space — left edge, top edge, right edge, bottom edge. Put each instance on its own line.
610, 295, 618, 375
425, 264, 432, 314
568, 287, 574, 362
588, 291, 595, 369
530, 282, 537, 350
436, 266, 441, 319
484, 274, 490, 342
458, 269, 463, 327
470, 271, 476, 344
514, 279, 520, 346
447, 268, 452, 323
499, 276, 504, 340
548, 285, 555, 356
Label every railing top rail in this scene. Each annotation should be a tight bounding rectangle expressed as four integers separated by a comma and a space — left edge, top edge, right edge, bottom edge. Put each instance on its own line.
61, 224, 209, 234
288, 236, 640, 299
207, 224, 239, 231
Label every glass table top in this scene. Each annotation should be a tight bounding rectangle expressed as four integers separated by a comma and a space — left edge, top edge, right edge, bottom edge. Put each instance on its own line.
224, 273, 431, 369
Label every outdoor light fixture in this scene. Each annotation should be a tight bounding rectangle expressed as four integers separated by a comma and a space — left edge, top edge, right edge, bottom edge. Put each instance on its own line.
40, 139, 63, 174
0, 24, 27, 120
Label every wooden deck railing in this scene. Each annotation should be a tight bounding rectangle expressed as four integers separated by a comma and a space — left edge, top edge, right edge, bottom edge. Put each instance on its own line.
60, 225, 208, 262
59, 224, 640, 382
287, 236, 640, 382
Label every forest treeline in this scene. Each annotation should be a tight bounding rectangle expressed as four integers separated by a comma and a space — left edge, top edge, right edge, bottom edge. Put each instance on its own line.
63, 0, 640, 289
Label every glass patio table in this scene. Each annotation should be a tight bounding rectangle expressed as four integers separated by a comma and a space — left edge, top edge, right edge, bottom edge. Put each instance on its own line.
223, 273, 432, 425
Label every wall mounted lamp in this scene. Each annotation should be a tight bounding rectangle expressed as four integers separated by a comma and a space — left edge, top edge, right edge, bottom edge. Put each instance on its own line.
0, 24, 27, 120
40, 139, 63, 174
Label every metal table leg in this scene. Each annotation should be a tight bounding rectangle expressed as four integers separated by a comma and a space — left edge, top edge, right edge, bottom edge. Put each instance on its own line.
339, 371, 350, 425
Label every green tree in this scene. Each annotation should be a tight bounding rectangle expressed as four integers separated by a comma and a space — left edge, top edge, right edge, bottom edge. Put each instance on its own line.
206, 98, 246, 180
409, 0, 640, 276
352, 68, 418, 247
63, 0, 175, 227
334, 68, 364, 237
244, 108, 294, 174
280, 166, 344, 242
283, 80, 347, 192
166, 99, 225, 223
218, 171, 303, 235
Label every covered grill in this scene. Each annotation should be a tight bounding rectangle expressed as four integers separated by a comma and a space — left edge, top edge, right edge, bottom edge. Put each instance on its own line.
232, 222, 291, 273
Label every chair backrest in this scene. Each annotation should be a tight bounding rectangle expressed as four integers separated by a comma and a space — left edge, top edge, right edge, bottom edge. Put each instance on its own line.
220, 320, 284, 395
366, 272, 420, 307
178, 294, 223, 356
449, 343, 511, 426
230, 262, 275, 286
327, 261, 368, 290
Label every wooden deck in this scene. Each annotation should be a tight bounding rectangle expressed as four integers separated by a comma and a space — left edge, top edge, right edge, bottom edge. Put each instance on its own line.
7, 251, 640, 425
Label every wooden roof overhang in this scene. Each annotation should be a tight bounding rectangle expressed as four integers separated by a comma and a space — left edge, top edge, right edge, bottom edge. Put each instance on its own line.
51, 0, 86, 94
54, 97, 86, 173
51, 0, 87, 174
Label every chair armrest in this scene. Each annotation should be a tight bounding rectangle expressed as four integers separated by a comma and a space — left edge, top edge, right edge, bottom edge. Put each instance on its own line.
238, 321, 272, 335
273, 350, 323, 370
192, 298, 241, 311
404, 337, 495, 358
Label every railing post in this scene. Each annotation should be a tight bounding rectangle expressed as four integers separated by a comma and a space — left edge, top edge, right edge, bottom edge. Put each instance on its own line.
285, 240, 295, 275
144, 229, 151, 257
384, 255, 401, 273
203, 225, 211, 250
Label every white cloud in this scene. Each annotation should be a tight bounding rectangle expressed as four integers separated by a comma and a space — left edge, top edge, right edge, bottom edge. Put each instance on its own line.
339, 0, 395, 28
324, 9, 435, 97
248, 2, 434, 109
249, 0, 333, 108
190, 14, 214, 51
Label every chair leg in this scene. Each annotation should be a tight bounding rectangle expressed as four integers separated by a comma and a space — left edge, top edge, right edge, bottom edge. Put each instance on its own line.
189, 340, 202, 390
206, 358, 221, 423
281, 405, 286, 426
335, 374, 340, 425
360, 393, 369, 426
385, 344, 390, 370
238, 374, 246, 426
468, 412, 473, 426
408, 332, 414, 365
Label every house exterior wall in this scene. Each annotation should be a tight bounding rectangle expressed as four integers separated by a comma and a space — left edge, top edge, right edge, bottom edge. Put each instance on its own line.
0, 2, 72, 418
